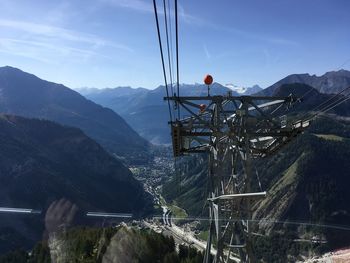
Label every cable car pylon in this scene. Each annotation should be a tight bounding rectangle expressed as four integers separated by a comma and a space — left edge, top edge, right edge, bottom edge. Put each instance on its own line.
166, 75, 310, 263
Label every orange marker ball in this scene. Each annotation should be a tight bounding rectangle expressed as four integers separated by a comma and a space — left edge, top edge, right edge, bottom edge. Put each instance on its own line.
204, 74, 213, 85
199, 104, 206, 112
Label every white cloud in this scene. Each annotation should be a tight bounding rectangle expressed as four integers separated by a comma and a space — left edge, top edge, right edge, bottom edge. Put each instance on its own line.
0, 19, 132, 50
98, 0, 198, 23
203, 44, 211, 59
99, 0, 153, 13
0, 37, 110, 62
0, 19, 133, 64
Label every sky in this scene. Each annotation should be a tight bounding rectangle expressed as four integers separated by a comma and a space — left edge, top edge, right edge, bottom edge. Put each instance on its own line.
0, 0, 349, 90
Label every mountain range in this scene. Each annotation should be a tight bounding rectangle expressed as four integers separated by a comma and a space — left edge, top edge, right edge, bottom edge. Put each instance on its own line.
0, 66, 157, 254
80, 83, 261, 144
81, 70, 350, 145
260, 69, 350, 96
0, 66, 150, 163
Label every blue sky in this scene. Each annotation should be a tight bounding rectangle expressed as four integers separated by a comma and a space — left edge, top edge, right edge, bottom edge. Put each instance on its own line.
0, 0, 349, 89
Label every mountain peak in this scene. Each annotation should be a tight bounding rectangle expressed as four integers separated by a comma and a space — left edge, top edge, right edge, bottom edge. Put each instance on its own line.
324, 69, 350, 77
225, 83, 262, 95
0, 66, 34, 76
0, 66, 150, 162
0, 65, 21, 71
262, 69, 350, 95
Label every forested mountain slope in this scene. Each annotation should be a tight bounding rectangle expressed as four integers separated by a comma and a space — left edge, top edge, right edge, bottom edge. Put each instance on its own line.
0, 114, 153, 253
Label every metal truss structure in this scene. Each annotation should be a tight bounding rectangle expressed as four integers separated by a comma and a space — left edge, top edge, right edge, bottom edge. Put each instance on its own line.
167, 93, 310, 263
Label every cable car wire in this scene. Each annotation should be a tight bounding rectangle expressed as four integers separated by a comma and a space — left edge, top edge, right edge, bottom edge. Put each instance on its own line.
153, 0, 173, 123
313, 93, 350, 118
175, 0, 180, 119
163, 0, 174, 100
315, 89, 350, 114
167, 0, 176, 96
300, 86, 350, 121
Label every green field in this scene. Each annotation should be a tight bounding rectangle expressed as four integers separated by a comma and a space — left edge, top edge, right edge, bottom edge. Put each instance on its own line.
314, 133, 347, 141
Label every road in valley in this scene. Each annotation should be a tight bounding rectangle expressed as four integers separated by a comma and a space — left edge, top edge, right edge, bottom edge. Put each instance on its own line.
142, 218, 240, 262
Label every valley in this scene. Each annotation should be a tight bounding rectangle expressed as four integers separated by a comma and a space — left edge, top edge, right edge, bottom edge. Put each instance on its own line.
1, 67, 350, 262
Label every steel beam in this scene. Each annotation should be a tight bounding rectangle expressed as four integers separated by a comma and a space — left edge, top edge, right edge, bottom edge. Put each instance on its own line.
167, 94, 309, 263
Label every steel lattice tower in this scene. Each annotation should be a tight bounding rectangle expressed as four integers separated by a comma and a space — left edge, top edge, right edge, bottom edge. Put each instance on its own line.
168, 93, 310, 263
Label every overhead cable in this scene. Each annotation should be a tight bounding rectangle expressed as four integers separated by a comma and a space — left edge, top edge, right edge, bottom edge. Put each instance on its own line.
153, 0, 173, 123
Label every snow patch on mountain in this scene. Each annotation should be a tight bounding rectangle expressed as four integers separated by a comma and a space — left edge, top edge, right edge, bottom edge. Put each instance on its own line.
225, 84, 262, 95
